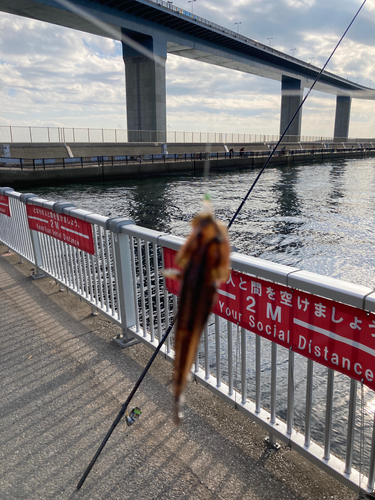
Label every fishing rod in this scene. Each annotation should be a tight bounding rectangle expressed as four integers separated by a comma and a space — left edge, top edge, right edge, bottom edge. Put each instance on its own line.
77, 316, 176, 490
77, 0, 366, 490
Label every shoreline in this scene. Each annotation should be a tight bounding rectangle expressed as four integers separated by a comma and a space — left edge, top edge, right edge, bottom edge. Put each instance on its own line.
1, 148, 374, 188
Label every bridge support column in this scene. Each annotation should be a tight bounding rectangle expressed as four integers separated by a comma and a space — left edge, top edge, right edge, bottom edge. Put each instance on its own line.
333, 96, 351, 142
280, 76, 303, 142
122, 34, 167, 142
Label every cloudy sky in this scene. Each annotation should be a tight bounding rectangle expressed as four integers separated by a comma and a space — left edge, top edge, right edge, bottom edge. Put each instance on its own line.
1, 0, 375, 138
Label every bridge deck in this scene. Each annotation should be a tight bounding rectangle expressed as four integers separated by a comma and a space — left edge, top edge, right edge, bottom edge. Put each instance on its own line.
0, 245, 357, 500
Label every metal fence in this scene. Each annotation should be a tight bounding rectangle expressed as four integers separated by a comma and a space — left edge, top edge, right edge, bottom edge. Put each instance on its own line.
1, 186, 375, 495
2, 146, 375, 169
2, 125, 367, 145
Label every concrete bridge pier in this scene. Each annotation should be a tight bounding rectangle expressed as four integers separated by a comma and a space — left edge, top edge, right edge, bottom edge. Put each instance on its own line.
280, 76, 303, 142
122, 33, 167, 142
333, 95, 351, 142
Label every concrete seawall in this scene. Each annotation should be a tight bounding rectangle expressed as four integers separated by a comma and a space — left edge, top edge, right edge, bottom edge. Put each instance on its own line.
1, 149, 374, 188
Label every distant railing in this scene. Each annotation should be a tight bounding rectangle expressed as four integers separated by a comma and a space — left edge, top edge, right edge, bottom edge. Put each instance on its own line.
0, 125, 352, 144
1, 186, 375, 495
1, 125, 375, 145
1, 146, 375, 169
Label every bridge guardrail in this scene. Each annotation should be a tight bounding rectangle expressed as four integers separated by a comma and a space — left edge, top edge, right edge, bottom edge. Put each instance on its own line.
1, 186, 375, 495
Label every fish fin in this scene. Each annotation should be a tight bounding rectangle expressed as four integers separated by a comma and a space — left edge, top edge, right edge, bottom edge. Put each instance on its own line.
162, 268, 181, 279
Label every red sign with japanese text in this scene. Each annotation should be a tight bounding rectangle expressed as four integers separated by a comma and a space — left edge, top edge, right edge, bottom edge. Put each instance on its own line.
26, 205, 95, 255
163, 247, 375, 391
0, 195, 11, 217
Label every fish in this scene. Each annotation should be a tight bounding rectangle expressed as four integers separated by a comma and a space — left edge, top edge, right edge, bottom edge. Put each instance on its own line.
167, 198, 230, 424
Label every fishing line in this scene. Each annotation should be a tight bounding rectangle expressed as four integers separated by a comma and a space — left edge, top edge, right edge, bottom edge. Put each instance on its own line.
227, 0, 367, 231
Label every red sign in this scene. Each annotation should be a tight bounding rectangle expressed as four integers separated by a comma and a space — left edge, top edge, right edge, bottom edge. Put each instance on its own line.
0, 195, 11, 217
164, 247, 375, 391
26, 205, 95, 255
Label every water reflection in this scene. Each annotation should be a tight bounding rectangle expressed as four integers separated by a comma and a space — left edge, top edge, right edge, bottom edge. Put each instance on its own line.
125, 179, 174, 233
328, 162, 346, 209
266, 165, 303, 258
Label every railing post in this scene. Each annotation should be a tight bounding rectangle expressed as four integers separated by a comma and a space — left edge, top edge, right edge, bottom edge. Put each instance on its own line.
345, 378, 357, 474
255, 335, 261, 413
287, 348, 295, 436
305, 359, 313, 447
20, 193, 45, 279
109, 219, 138, 347
215, 315, 221, 387
268, 342, 278, 447
324, 368, 335, 460
241, 326, 247, 405
227, 321, 233, 395
29, 229, 45, 278
367, 410, 375, 490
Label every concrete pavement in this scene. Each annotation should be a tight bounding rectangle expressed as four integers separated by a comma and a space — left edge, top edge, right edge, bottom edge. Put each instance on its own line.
0, 245, 358, 500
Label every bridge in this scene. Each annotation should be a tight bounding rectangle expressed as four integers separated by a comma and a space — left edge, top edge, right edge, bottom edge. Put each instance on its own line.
0, 0, 374, 141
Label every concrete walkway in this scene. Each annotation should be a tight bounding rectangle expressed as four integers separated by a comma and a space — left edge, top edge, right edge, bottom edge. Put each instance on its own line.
0, 245, 358, 500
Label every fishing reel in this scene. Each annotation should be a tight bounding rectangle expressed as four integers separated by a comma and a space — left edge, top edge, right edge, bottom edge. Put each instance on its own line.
125, 407, 142, 427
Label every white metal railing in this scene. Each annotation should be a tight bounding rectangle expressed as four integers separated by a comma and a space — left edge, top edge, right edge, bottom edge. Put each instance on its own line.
1, 125, 374, 145
3, 125, 371, 145
1, 185, 375, 495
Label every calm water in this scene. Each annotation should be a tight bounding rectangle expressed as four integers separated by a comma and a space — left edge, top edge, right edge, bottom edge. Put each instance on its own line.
33, 156, 375, 288
32, 156, 375, 468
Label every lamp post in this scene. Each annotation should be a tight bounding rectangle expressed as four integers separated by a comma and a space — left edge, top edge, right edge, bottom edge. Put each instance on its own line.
235, 22, 242, 33
267, 37, 273, 47
309, 57, 314, 64
291, 48, 296, 57
188, 0, 196, 14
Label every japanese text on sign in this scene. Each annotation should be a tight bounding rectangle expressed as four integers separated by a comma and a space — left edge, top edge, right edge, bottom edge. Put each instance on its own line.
163, 247, 375, 391
26, 205, 95, 255
0, 195, 11, 217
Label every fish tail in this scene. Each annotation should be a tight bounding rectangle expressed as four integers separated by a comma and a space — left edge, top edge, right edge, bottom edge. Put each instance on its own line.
173, 394, 184, 425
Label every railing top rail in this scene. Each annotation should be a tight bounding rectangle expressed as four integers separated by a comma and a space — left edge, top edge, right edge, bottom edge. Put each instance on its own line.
119, 219, 375, 312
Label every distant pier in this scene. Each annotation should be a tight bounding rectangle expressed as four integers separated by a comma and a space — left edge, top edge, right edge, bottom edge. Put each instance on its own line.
1, 141, 375, 188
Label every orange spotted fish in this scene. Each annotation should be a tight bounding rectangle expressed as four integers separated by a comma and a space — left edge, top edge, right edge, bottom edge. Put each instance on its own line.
167, 197, 230, 424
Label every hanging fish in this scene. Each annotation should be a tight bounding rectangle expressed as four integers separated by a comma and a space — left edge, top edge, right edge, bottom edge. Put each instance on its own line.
165, 196, 230, 424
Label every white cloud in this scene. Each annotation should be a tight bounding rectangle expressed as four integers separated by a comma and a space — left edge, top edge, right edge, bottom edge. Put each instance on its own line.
284, 0, 315, 8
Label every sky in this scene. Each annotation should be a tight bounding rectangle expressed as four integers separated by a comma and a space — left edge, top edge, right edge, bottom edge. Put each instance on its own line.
1, 0, 375, 138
